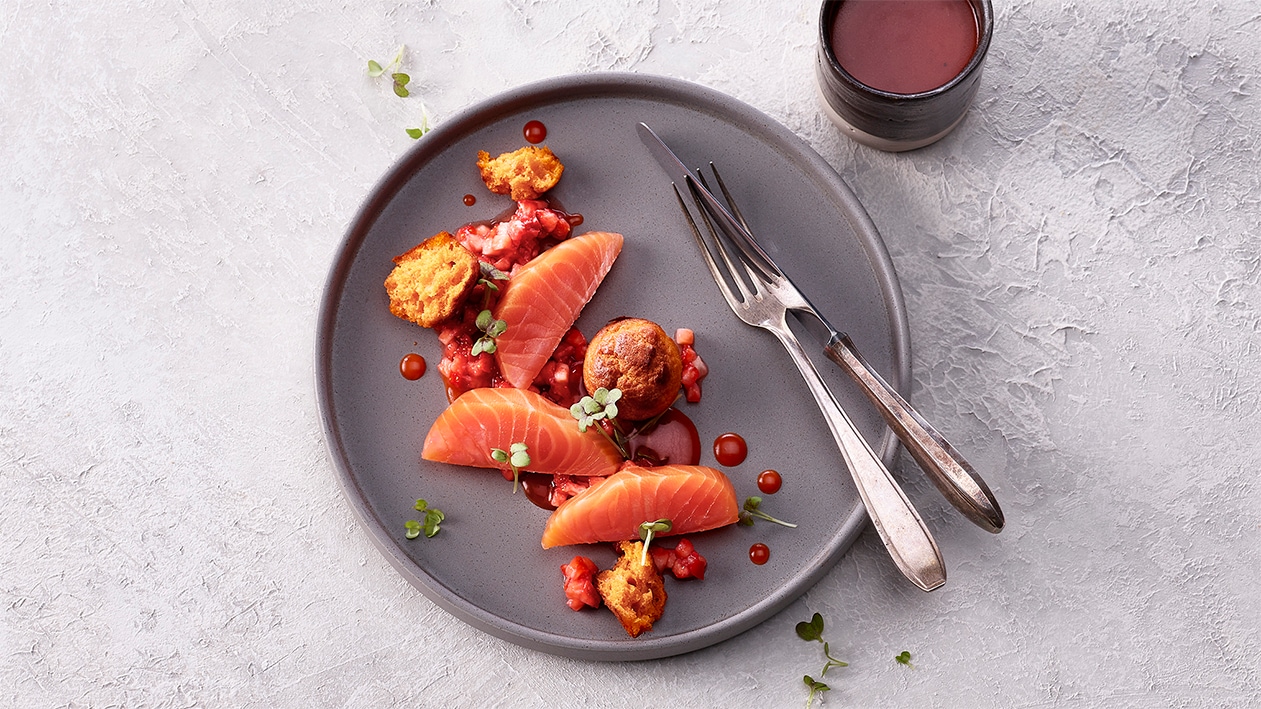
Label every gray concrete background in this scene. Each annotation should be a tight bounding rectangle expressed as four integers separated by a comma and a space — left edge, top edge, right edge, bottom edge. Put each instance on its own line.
3, 0, 1258, 706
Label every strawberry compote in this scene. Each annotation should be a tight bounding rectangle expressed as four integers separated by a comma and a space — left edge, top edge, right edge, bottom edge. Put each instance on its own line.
455, 199, 573, 274
436, 199, 585, 406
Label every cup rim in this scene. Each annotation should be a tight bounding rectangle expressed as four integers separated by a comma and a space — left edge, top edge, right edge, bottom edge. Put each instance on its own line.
819, 0, 994, 100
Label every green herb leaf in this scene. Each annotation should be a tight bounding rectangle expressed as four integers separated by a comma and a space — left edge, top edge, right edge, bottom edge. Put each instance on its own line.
895, 650, 913, 667
491, 443, 529, 493
392, 72, 411, 97
406, 127, 424, 139
367, 59, 385, 77
796, 612, 825, 643
479, 262, 509, 281
476, 309, 492, 330
404, 519, 421, 539
803, 675, 830, 709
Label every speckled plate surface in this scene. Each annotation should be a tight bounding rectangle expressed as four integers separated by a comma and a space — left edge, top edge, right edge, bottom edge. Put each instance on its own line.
315, 73, 909, 661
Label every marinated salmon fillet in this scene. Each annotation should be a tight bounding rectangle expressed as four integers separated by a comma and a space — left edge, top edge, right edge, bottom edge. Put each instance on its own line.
541, 464, 739, 548
422, 388, 622, 477
494, 231, 623, 388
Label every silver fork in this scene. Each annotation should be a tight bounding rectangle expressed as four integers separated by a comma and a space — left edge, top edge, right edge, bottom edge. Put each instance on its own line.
674, 176, 947, 592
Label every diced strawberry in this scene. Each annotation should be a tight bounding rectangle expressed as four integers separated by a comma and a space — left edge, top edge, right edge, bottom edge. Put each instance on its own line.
649, 538, 708, 581
561, 556, 601, 610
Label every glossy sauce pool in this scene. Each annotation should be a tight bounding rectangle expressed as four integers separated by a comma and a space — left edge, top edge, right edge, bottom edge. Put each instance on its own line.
830, 0, 979, 94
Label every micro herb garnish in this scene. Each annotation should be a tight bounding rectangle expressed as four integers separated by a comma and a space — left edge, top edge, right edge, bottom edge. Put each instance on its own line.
637, 518, 672, 566
570, 388, 630, 458
490, 442, 530, 494
471, 309, 507, 355
477, 262, 510, 308
367, 45, 412, 97
803, 676, 830, 709
405, 499, 445, 539
739, 496, 798, 528
895, 651, 914, 668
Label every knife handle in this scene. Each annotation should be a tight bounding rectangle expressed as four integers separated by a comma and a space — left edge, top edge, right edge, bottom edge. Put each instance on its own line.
825, 334, 1005, 533
770, 327, 946, 592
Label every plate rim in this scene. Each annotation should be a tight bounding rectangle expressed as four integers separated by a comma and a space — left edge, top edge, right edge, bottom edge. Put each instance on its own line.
314, 72, 911, 660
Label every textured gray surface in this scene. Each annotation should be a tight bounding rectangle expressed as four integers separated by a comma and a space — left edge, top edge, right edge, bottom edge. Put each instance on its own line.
2, 0, 1259, 706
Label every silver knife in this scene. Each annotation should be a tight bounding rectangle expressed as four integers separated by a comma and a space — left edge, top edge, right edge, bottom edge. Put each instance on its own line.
638, 122, 1003, 533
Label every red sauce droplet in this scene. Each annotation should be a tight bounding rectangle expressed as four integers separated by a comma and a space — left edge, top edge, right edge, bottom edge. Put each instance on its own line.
749, 543, 770, 565
523, 120, 547, 144
462, 194, 477, 206
399, 353, 426, 380
713, 432, 748, 467
520, 473, 556, 510
629, 408, 701, 466
830, 0, 979, 94
565, 212, 584, 227
757, 469, 783, 495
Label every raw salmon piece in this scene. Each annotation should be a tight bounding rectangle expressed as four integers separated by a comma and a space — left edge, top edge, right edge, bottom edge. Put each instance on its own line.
541, 464, 739, 548
422, 388, 622, 477
494, 231, 623, 388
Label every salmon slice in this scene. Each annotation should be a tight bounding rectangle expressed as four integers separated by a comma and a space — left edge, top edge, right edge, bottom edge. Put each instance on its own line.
494, 231, 623, 388
541, 464, 739, 548
422, 388, 622, 477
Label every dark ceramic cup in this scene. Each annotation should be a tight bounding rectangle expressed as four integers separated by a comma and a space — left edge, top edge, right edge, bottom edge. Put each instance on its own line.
816, 0, 993, 151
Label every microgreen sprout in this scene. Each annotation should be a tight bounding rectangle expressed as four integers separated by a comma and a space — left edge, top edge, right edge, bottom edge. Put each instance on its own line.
490, 442, 530, 494
367, 45, 412, 97
895, 651, 914, 668
570, 387, 621, 432
471, 309, 507, 355
570, 388, 630, 458
637, 518, 672, 566
739, 496, 798, 528
406, 103, 431, 139
803, 676, 830, 709
404, 499, 445, 539
476, 262, 509, 308
796, 612, 825, 642
821, 643, 849, 675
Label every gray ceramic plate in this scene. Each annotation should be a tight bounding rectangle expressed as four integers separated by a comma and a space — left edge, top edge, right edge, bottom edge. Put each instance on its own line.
316, 73, 909, 661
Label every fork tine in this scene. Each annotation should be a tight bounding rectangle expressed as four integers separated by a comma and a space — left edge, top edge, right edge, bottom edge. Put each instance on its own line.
696, 164, 783, 280
684, 177, 762, 302
672, 183, 746, 311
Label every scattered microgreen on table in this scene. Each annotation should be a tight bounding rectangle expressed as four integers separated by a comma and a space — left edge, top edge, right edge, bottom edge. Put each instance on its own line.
367, 44, 432, 138
404, 499, 445, 539
491, 442, 530, 494
796, 612, 849, 704
895, 651, 914, 668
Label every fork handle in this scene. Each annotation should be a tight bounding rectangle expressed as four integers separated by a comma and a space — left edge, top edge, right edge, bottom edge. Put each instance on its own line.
770, 327, 946, 592
824, 334, 1005, 533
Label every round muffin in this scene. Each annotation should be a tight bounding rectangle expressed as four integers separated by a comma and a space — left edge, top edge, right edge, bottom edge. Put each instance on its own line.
583, 318, 683, 421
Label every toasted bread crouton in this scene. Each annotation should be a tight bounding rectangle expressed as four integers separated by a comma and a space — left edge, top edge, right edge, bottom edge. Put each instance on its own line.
596, 541, 667, 638
476, 146, 564, 201
384, 231, 479, 327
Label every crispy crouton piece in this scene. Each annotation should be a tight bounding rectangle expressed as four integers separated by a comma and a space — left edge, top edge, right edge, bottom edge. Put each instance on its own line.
476, 145, 564, 201
384, 231, 479, 327
596, 540, 667, 638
